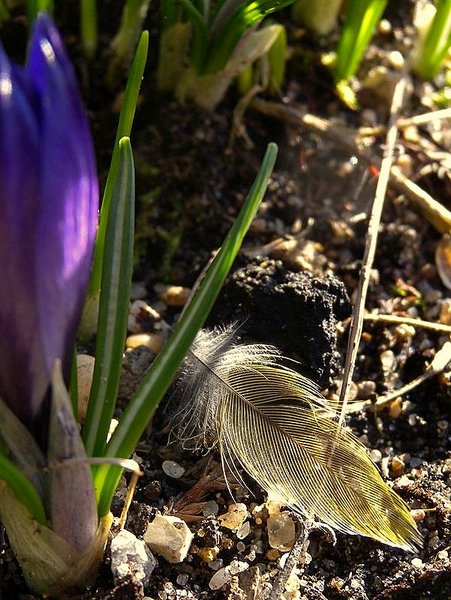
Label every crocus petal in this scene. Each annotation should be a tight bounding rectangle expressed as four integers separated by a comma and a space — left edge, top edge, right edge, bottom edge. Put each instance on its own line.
27, 15, 99, 379
0, 14, 98, 430
0, 45, 47, 427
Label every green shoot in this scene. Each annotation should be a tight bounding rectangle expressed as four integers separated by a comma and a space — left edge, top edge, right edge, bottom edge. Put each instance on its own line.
334, 0, 388, 83
80, 31, 148, 340
83, 137, 135, 457
80, 0, 97, 59
412, 0, 451, 80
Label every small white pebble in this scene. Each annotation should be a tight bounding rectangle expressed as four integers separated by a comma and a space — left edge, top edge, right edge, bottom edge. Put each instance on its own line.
209, 567, 232, 590
437, 550, 448, 560
162, 460, 185, 479
388, 51, 405, 70
411, 557, 423, 569
378, 19, 392, 34
370, 449, 382, 463
236, 520, 251, 540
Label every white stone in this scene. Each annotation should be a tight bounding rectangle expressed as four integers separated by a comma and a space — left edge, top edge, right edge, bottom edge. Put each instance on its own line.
162, 460, 185, 478
110, 529, 157, 587
209, 567, 232, 590
144, 514, 193, 563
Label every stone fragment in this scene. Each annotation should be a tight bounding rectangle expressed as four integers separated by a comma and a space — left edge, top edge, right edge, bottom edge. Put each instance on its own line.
267, 513, 296, 551
144, 514, 193, 563
126, 333, 164, 353
218, 503, 248, 530
110, 529, 157, 587
162, 460, 185, 478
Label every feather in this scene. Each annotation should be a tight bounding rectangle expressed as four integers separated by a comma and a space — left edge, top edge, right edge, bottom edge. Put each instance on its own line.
170, 324, 422, 551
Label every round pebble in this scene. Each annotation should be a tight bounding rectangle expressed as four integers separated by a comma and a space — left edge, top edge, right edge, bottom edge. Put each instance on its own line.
388, 51, 405, 70
370, 449, 382, 464
162, 460, 185, 478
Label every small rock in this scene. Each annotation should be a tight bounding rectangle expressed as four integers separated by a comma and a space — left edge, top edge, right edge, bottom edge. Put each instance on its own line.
162, 460, 185, 478
144, 515, 193, 563
126, 333, 164, 353
388, 51, 405, 70
391, 456, 405, 476
370, 449, 382, 464
198, 546, 219, 563
236, 521, 251, 540
110, 529, 157, 587
378, 19, 392, 34
218, 503, 248, 530
209, 567, 232, 590
160, 285, 191, 307
266, 548, 280, 561
128, 300, 162, 333
428, 535, 440, 549
267, 513, 296, 551
411, 557, 423, 569
389, 398, 403, 419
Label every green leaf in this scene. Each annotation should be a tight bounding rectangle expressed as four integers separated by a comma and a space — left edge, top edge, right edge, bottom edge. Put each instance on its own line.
80, 0, 97, 59
94, 142, 279, 517
83, 137, 135, 457
413, 0, 451, 80
0, 453, 46, 524
206, 0, 296, 74
334, 0, 388, 82
87, 31, 148, 299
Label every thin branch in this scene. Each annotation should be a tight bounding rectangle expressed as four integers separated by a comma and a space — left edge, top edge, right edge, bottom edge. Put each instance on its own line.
398, 108, 451, 127
363, 313, 451, 334
337, 72, 410, 426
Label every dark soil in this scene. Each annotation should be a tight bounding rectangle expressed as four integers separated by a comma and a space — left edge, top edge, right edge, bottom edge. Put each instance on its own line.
0, 2, 450, 599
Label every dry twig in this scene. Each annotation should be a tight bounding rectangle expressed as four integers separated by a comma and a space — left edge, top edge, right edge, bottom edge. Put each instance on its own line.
337, 72, 410, 425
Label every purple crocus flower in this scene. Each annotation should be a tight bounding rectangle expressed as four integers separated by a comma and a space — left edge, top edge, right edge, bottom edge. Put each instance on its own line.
0, 14, 98, 433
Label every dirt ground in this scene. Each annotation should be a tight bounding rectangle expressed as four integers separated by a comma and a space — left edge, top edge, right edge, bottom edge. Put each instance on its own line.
0, 1, 450, 599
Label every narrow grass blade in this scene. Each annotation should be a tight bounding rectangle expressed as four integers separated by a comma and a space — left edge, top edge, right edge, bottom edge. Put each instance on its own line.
94, 142, 278, 517
0, 454, 46, 524
413, 0, 451, 80
87, 31, 148, 298
80, 0, 97, 59
83, 137, 135, 457
334, 0, 388, 82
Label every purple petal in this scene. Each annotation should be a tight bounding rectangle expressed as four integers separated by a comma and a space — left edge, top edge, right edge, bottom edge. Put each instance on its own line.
27, 15, 99, 374
0, 44, 48, 427
0, 15, 98, 429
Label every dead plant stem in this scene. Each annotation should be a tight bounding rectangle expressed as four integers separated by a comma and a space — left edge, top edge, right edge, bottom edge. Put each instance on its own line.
337, 73, 410, 426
